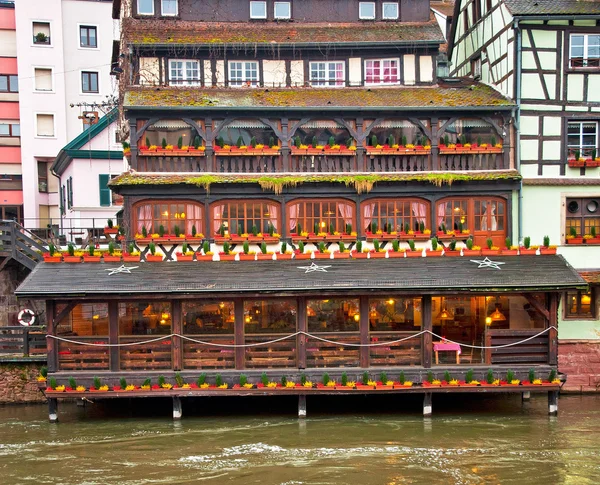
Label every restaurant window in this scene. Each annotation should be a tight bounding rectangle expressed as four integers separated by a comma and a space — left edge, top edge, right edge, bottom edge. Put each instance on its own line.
79, 25, 97, 48
309, 61, 345, 87
169, 59, 200, 85
382, 2, 398, 19
0, 74, 18, 93
212, 200, 280, 236
565, 289, 596, 319
134, 200, 204, 235
118, 302, 172, 335
56, 303, 109, 336
288, 198, 355, 235
565, 197, 600, 238
570, 34, 600, 68
228, 61, 259, 86
362, 198, 429, 233
369, 298, 422, 332
307, 298, 360, 333
183, 300, 235, 334
359, 2, 375, 19
364, 59, 399, 85
81, 71, 99, 93
244, 299, 296, 334
567, 121, 597, 158
436, 197, 506, 235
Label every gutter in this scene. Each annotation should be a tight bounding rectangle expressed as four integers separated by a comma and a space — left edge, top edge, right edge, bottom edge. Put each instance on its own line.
129, 40, 444, 49
514, 18, 523, 245
50, 167, 63, 238
125, 105, 515, 112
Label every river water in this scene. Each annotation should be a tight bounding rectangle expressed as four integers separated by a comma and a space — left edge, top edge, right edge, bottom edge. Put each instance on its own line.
0, 394, 599, 485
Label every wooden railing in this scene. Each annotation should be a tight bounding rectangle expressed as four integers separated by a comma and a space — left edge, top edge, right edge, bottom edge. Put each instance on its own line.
485, 329, 549, 365
0, 221, 47, 270
291, 154, 359, 172
245, 334, 297, 368
0, 326, 46, 357
439, 151, 506, 171
58, 338, 109, 371
183, 336, 235, 369
306, 333, 360, 368
119, 336, 172, 371
369, 332, 422, 366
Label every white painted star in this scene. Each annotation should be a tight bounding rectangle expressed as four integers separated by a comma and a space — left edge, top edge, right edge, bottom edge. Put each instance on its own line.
104, 265, 139, 276
470, 257, 505, 270
297, 262, 331, 273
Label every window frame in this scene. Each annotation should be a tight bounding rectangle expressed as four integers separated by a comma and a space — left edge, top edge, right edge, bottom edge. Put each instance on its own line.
161, 0, 178, 16
361, 198, 431, 233
168, 59, 201, 86
33, 67, 54, 92
133, 200, 205, 235
32, 21, 51, 46
0, 74, 18, 93
359, 2, 376, 20
565, 196, 600, 238
382, 2, 399, 20
211, 199, 281, 236
435, 196, 507, 240
274, 1, 291, 19
79, 25, 98, 49
34, 113, 55, 138
564, 288, 597, 320
287, 198, 356, 235
0, 123, 20, 137
81, 70, 99, 94
137, 0, 154, 15
250, 1, 267, 19
567, 120, 598, 158
228, 60, 260, 87
309, 61, 346, 87
364, 58, 400, 85
569, 33, 600, 69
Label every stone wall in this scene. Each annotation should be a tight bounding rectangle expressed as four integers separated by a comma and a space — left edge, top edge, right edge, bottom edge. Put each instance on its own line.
559, 340, 600, 393
0, 262, 45, 326
0, 362, 46, 404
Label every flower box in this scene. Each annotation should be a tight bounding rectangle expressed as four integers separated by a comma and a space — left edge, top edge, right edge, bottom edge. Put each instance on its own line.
276, 253, 293, 260
62, 256, 81, 263
214, 236, 230, 244
567, 237, 584, 245
500, 249, 519, 256
145, 254, 164, 262
314, 252, 331, 260
568, 159, 586, 168
436, 233, 468, 241
365, 232, 396, 242
539, 247, 557, 255
176, 255, 195, 262
355, 384, 374, 390
398, 232, 431, 241
256, 253, 274, 261
291, 235, 307, 243
247, 236, 263, 243
134, 237, 152, 245
376, 384, 394, 390
294, 253, 311, 260
387, 250, 405, 258
43, 255, 62, 263
585, 238, 600, 245
123, 255, 141, 262
352, 252, 369, 259
405, 250, 423, 258
230, 235, 246, 244
219, 254, 236, 261
443, 250, 460, 257
585, 159, 600, 168
325, 234, 341, 241
481, 249, 501, 256
238, 254, 255, 261
82, 255, 101, 263
333, 252, 351, 259
196, 254, 214, 261
103, 255, 122, 263
263, 236, 280, 243
426, 250, 443, 257
104, 228, 118, 235
462, 249, 481, 256
519, 248, 537, 255
369, 251, 386, 259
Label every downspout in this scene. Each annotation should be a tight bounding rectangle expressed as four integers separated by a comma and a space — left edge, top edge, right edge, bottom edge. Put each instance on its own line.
50, 169, 63, 239
514, 18, 523, 244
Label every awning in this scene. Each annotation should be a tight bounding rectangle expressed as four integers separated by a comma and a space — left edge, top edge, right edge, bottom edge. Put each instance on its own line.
15, 255, 586, 298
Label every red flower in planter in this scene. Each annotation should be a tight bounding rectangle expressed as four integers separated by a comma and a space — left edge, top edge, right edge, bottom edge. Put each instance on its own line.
112, 386, 121, 391
151, 384, 160, 390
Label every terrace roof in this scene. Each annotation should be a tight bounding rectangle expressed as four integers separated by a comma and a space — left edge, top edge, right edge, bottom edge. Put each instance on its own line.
504, 0, 600, 16
16, 256, 585, 298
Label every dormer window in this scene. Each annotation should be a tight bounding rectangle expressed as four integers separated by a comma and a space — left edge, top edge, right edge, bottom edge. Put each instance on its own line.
382, 2, 399, 20
250, 1, 267, 19
137, 0, 154, 15
161, 0, 178, 16
570, 34, 600, 68
359, 2, 376, 20
274, 1, 291, 19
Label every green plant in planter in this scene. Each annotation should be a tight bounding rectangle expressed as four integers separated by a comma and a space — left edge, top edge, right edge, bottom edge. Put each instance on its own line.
162, 138, 167, 149
191, 224, 197, 237
148, 242, 156, 255
120, 377, 128, 389
339, 241, 346, 253
260, 242, 267, 255
486, 369, 494, 384
69, 377, 77, 389
193, 136, 201, 149
107, 219, 114, 229
261, 372, 269, 386
543, 235, 550, 247
591, 226, 597, 238
444, 134, 450, 146
215, 374, 223, 387
127, 243, 135, 255
313, 222, 319, 234
158, 375, 166, 387
340, 373, 348, 386
174, 225, 181, 237
93, 376, 102, 389
269, 136, 275, 148
440, 222, 447, 233
298, 241, 305, 254
202, 241, 210, 255
371, 222, 378, 234
142, 226, 148, 238
328, 136, 335, 146
177, 136, 183, 149
146, 136, 151, 147
528, 368, 536, 383
197, 373, 207, 386
356, 240, 362, 253
250, 136, 257, 148
466, 238, 474, 250
329, 223, 335, 235
465, 369, 474, 383
346, 138, 354, 148
311, 136, 318, 148
449, 240, 457, 251
524, 236, 531, 249
506, 370, 515, 382
322, 373, 330, 385
300, 373, 307, 385
141, 378, 151, 388
158, 224, 165, 237
486, 238, 493, 250
379, 372, 388, 383
401, 135, 407, 146
237, 224, 243, 237
345, 223, 352, 234
318, 241, 326, 253
108, 241, 115, 255
88, 245, 95, 256
477, 136, 482, 146
443, 371, 452, 383
67, 243, 75, 257
431, 237, 438, 251
362, 371, 370, 385
373, 239, 380, 252
222, 242, 231, 255
548, 369, 556, 382
239, 374, 248, 386
297, 222, 302, 235
398, 371, 406, 384
181, 243, 188, 255
251, 225, 258, 237
505, 237, 512, 249
268, 223, 275, 236
48, 243, 56, 256
408, 239, 416, 251
295, 135, 302, 148
281, 375, 287, 386
491, 136, 497, 146
40, 366, 48, 378
426, 371, 434, 384
236, 136, 244, 148
388, 134, 396, 146
281, 242, 287, 254
419, 221, 425, 233
49, 377, 57, 390
370, 134, 378, 147
243, 241, 250, 255
458, 221, 463, 232
392, 239, 400, 252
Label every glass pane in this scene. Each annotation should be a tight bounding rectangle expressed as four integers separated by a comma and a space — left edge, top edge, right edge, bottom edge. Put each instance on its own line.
369, 298, 422, 331
307, 298, 360, 332
9, 76, 17, 92
383, 3, 398, 18
139, 0, 153, 14
0, 76, 6, 91
12, 124, 20, 136
250, 1, 266, 17
244, 299, 297, 334
274, 2, 290, 18
118, 302, 172, 335
360, 2, 375, 18
0, 124, 9, 136
183, 300, 234, 334
56, 303, 109, 336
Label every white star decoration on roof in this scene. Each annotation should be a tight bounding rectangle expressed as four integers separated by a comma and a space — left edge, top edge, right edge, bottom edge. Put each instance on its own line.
470, 257, 505, 270
104, 265, 139, 276
297, 262, 331, 273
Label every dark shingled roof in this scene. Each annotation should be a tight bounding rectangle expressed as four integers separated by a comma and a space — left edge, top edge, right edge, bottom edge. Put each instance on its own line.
15, 256, 586, 298
504, 0, 600, 16
124, 83, 514, 110
123, 17, 445, 46
431, 0, 456, 17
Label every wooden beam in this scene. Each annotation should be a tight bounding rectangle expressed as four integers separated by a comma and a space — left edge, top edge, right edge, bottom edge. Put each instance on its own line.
46, 300, 57, 372
548, 293, 558, 365
108, 301, 119, 372
172, 300, 182, 371
524, 293, 550, 321
297, 296, 307, 369
54, 302, 76, 327
422, 295, 432, 368
234, 299, 245, 370
359, 295, 369, 368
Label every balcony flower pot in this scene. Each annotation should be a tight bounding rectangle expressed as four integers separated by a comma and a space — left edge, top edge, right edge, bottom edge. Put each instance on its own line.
387, 250, 405, 258
275, 252, 293, 260
405, 250, 423, 258
123, 254, 140, 262
566, 237, 584, 245
355, 384, 374, 390
500, 248, 519, 256
519, 248, 537, 255
62, 256, 81, 263
256, 253, 274, 261
314, 252, 331, 260
585, 159, 600, 168
481, 249, 501, 256
196, 253, 214, 261
103, 255, 122, 263
291, 235, 307, 243
238, 253, 255, 261
443, 249, 460, 257
176, 254, 195, 262
104, 228, 118, 235
230, 235, 246, 244
294, 252, 311, 260
333, 251, 351, 259
539, 246, 557, 255
568, 158, 586, 168
325, 234, 340, 241
263, 236, 280, 244
82, 255, 101, 263
369, 251, 386, 259
145, 254, 163, 262
218, 254, 235, 261
426, 249, 443, 257
585, 237, 600, 245
214, 236, 230, 244
134, 237, 152, 245
462, 249, 482, 256
248, 236, 263, 243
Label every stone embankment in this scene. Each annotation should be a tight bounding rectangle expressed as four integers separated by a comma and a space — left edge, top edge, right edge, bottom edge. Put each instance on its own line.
559, 341, 600, 393
0, 362, 46, 404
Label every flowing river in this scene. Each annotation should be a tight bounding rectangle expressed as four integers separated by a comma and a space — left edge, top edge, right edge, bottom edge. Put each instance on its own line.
0, 394, 599, 484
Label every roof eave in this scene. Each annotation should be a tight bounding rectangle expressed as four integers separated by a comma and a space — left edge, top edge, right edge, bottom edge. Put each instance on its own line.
124, 104, 515, 111
129, 40, 443, 49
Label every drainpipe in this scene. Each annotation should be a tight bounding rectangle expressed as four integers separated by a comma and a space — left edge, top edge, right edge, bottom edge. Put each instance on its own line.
50, 169, 63, 240
514, 18, 523, 244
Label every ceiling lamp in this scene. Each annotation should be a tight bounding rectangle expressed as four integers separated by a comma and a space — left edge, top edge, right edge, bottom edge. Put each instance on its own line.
489, 305, 506, 322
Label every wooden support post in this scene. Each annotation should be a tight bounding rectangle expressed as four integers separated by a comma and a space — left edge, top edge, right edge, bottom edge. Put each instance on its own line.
548, 391, 558, 416
76, 399, 86, 407
522, 391, 531, 401
234, 299, 245, 370
423, 393, 432, 416
48, 398, 58, 423
45, 301, 57, 372
548, 293, 558, 365
422, 296, 432, 368
484, 330, 492, 365
359, 295, 369, 368
298, 296, 307, 369
172, 300, 183, 371
173, 396, 182, 420
108, 301, 119, 372
298, 395, 307, 418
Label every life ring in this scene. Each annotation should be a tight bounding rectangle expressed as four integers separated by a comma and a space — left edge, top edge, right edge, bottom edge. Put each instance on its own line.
18, 309, 36, 326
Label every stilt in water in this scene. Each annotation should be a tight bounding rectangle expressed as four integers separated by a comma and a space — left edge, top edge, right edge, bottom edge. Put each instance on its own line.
173, 396, 182, 420
522, 391, 531, 401
298, 395, 307, 418
48, 398, 58, 423
423, 393, 432, 417
548, 391, 558, 416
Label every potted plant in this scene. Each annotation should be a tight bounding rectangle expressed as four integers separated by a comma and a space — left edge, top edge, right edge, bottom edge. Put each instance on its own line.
276, 242, 293, 260
104, 241, 122, 262
352, 240, 369, 259
145, 242, 163, 262
376, 372, 394, 390
293, 241, 310, 260
34, 32, 49, 44
444, 239, 460, 256
196, 241, 214, 261
314, 241, 331, 260
217, 241, 234, 261
462, 369, 480, 386
396, 371, 413, 388
356, 372, 374, 390
405, 239, 422, 258
422, 371, 441, 387
520, 236, 537, 255
43, 243, 62, 263
540, 235, 557, 255
481, 238, 500, 256
256, 242, 273, 260
238, 241, 255, 261
480, 369, 500, 387
176, 243, 195, 261
585, 226, 600, 245
62, 243, 81, 263
427, 237, 443, 257
104, 219, 118, 235
566, 226, 584, 245
504, 370, 520, 386
462, 238, 481, 256
333, 241, 351, 259
123, 243, 140, 262
388, 239, 405, 258
370, 239, 386, 259
83, 245, 102, 262
501, 237, 519, 256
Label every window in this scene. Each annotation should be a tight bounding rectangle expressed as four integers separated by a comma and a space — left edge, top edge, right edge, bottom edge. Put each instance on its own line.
98, 174, 123, 208
134, 200, 204, 235
32, 21, 50, 45
81, 71, 99, 93
137, 0, 154, 15
244, 299, 296, 334
382, 2, 398, 19
119, 302, 172, 335
183, 300, 235, 335
359, 2, 376, 19
471, 55, 482, 79
79, 25, 97, 48
161, 0, 178, 16
37, 161, 48, 193
362, 199, 430, 233
34, 68, 53, 91
274, 1, 291, 19
169, 60, 200, 85
365, 59, 399, 85
568, 121, 598, 158
0, 123, 20, 137
35, 114, 54, 137
67, 176, 73, 209
287, 199, 355, 234
307, 298, 360, 332
0, 75, 18, 93
309, 61, 345, 87
566, 197, 600, 237
228, 61, 259, 86
250, 1, 267, 18
369, 297, 422, 333
570, 34, 600, 68
56, 303, 109, 339
212, 200, 280, 235
565, 289, 596, 319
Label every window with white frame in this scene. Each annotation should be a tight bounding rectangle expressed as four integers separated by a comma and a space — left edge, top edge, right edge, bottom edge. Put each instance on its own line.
310, 61, 345, 87
81, 71, 99, 93
137, 0, 154, 15
229, 61, 259, 86
567, 121, 598, 158
570, 34, 600, 68
359, 2, 376, 19
36, 114, 54, 137
79, 25, 97, 48
161, 0, 178, 16
382, 2, 399, 19
169, 60, 200, 85
274, 1, 291, 19
34, 68, 53, 91
250, 1, 267, 18
364, 59, 399, 85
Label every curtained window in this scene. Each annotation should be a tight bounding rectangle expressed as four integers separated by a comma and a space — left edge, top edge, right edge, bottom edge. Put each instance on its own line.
287, 199, 356, 234
211, 200, 280, 235
133, 200, 204, 235
362, 198, 430, 232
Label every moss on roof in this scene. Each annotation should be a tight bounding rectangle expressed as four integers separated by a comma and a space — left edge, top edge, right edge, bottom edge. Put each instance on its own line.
124, 84, 514, 110
110, 171, 522, 194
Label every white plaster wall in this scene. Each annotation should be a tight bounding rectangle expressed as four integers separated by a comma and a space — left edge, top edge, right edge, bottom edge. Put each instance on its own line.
262, 60, 286, 87
588, 75, 600, 103
403, 55, 415, 85
521, 73, 545, 99
348, 57, 361, 86
542, 140, 561, 161
567, 74, 584, 101
139, 57, 160, 85
530, 29, 556, 49
71, 158, 121, 217
80, 120, 122, 152
543, 117, 561, 136
203, 60, 212, 86
520, 140, 538, 161
290, 60, 304, 86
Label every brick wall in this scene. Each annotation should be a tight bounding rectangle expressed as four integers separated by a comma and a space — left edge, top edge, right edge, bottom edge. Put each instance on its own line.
0, 362, 46, 404
558, 340, 600, 393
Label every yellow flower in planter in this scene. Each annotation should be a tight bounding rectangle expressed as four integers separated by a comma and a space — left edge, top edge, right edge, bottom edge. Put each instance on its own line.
200, 383, 210, 389
99, 385, 109, 391
222, 144, 231, 150
149, 145, 158, 150
492, 379, 500, 386
125, 385, 135, 391
391, 144, 399, 149
285, 381, 296, 388
300, 231, 308, 237
449, 379, 459, 386
315, 145, 325, 149
326, 381, 337, 387
37, 376, 47, 382
141, 385, 151, 390
239, 145, 248, 150
464, 143, 471, 148
532, 379, 542, 385
266, 382, 278, 388
76, 386, 86, 392
494, 143, 502, 148
367, 380, 377, 387
303, 381, 313, 388
552, 378, 561, 384
161, 383, 173, 390
468, 380, 480, 385
432, 379, 442, 386
447, 143, 456, 149
181, 383, 191, 389
404, 381, 413, 387
243, 383, 254, 389
218, 383, 228, 389
510, 379, 521, 385
424, 145, 431, 150
346, 381, 356, 388
376, 144, 384, 149
348, 146, 357, 151
165, 144, 174, 150
330, 144, 341, 150
405, 144, 415, 149
255, 144, 265, 149
299, 144, 308, 149
385, 380, 394, 386
55, 385, 66, 392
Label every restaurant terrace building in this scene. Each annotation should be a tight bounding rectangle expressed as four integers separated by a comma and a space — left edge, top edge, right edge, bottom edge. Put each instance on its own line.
13, 0, 591, 420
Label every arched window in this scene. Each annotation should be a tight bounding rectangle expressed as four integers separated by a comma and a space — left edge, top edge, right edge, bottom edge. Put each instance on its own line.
362, 198, 430, 233
134, 200, 204, 236
287, 198, 356, 234
211, 200, 281, 235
